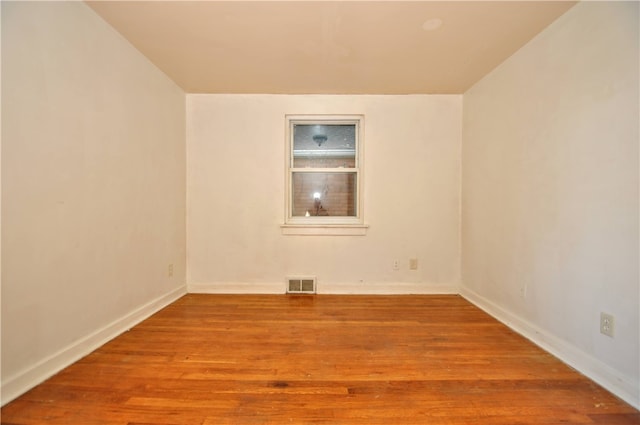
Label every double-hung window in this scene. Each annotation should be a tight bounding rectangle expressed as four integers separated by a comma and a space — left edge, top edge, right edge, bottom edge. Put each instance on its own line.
283, 115, 366, 235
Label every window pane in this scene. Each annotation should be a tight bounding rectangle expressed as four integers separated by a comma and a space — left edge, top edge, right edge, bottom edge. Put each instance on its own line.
292, 172, 357, 217
293, 124, 356, 168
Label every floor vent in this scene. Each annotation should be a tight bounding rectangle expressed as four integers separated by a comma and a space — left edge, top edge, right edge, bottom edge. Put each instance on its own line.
286, 276, 316, 294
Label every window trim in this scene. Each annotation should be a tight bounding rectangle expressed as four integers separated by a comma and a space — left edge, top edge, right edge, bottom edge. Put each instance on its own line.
282, 114, 366, 235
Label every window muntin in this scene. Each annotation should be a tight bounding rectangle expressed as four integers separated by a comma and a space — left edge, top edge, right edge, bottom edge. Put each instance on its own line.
286, 115, 363, 225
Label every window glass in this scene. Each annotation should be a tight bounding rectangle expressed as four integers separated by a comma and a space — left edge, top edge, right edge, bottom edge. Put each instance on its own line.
292, 124, 356, 169
292, 172, 357, 217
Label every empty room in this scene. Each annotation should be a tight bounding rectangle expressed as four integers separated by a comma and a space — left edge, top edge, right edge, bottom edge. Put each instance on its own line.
1, 1, 638, 424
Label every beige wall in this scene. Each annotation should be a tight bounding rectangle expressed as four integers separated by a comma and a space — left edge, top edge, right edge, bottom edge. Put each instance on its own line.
1, 2, 186, 403
462, 1, 639, 405
187, 95, 461, 293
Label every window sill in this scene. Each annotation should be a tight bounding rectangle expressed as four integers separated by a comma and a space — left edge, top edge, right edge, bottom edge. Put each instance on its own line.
280, 223, 369, 236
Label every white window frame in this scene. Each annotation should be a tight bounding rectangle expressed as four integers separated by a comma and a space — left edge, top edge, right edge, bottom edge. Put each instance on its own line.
282, 114, 367, 236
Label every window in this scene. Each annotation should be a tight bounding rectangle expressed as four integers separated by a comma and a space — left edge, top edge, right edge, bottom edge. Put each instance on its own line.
283, 115, 367, 235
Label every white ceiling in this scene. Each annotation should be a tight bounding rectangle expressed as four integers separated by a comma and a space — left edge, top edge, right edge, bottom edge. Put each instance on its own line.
87, 1, 576, 94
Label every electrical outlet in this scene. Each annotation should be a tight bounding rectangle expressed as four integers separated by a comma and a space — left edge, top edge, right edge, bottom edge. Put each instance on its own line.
168, 263, 174, 278
393, 260, 400, 271
520, 283, 528, 299
600, 312, 614, 337
409, 258, 418, 270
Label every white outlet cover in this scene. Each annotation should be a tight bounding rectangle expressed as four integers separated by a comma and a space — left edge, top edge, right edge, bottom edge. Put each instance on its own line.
600, 312, 614, 337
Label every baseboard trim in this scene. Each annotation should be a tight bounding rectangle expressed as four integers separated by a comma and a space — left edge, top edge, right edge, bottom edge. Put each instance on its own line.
188, 281, 459, 295
188, 282, 285, 294
319, 281, 458, 295
1, 284, 187, 406
460, 286, 639, 409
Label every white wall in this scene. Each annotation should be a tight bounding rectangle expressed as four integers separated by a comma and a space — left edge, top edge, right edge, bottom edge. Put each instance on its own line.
1, 2, 186, 404
461, 1, 639, 407
187, 95, 461, 294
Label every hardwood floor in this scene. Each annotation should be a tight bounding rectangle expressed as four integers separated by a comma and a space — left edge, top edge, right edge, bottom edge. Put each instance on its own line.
2, 294, 638, 424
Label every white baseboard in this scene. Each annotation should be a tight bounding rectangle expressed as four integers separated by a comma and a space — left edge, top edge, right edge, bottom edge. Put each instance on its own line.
188, 282, 285, 294
188, 281, 459, 295
460, 286, 639, 410
1, 284, 187, 406
319, 281, 458, 295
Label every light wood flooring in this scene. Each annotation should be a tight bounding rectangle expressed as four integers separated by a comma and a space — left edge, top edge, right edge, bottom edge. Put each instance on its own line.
2, 294, 638, 424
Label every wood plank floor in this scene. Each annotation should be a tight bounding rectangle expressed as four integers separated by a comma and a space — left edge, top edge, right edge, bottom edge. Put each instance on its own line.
2, 294, 638, 424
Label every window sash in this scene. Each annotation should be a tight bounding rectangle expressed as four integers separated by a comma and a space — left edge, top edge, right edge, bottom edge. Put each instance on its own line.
290, 171, 358, 218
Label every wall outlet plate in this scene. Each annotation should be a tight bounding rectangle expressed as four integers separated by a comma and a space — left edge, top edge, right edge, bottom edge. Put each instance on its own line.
600, 312, 614, 337
409, 258, 418, 270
